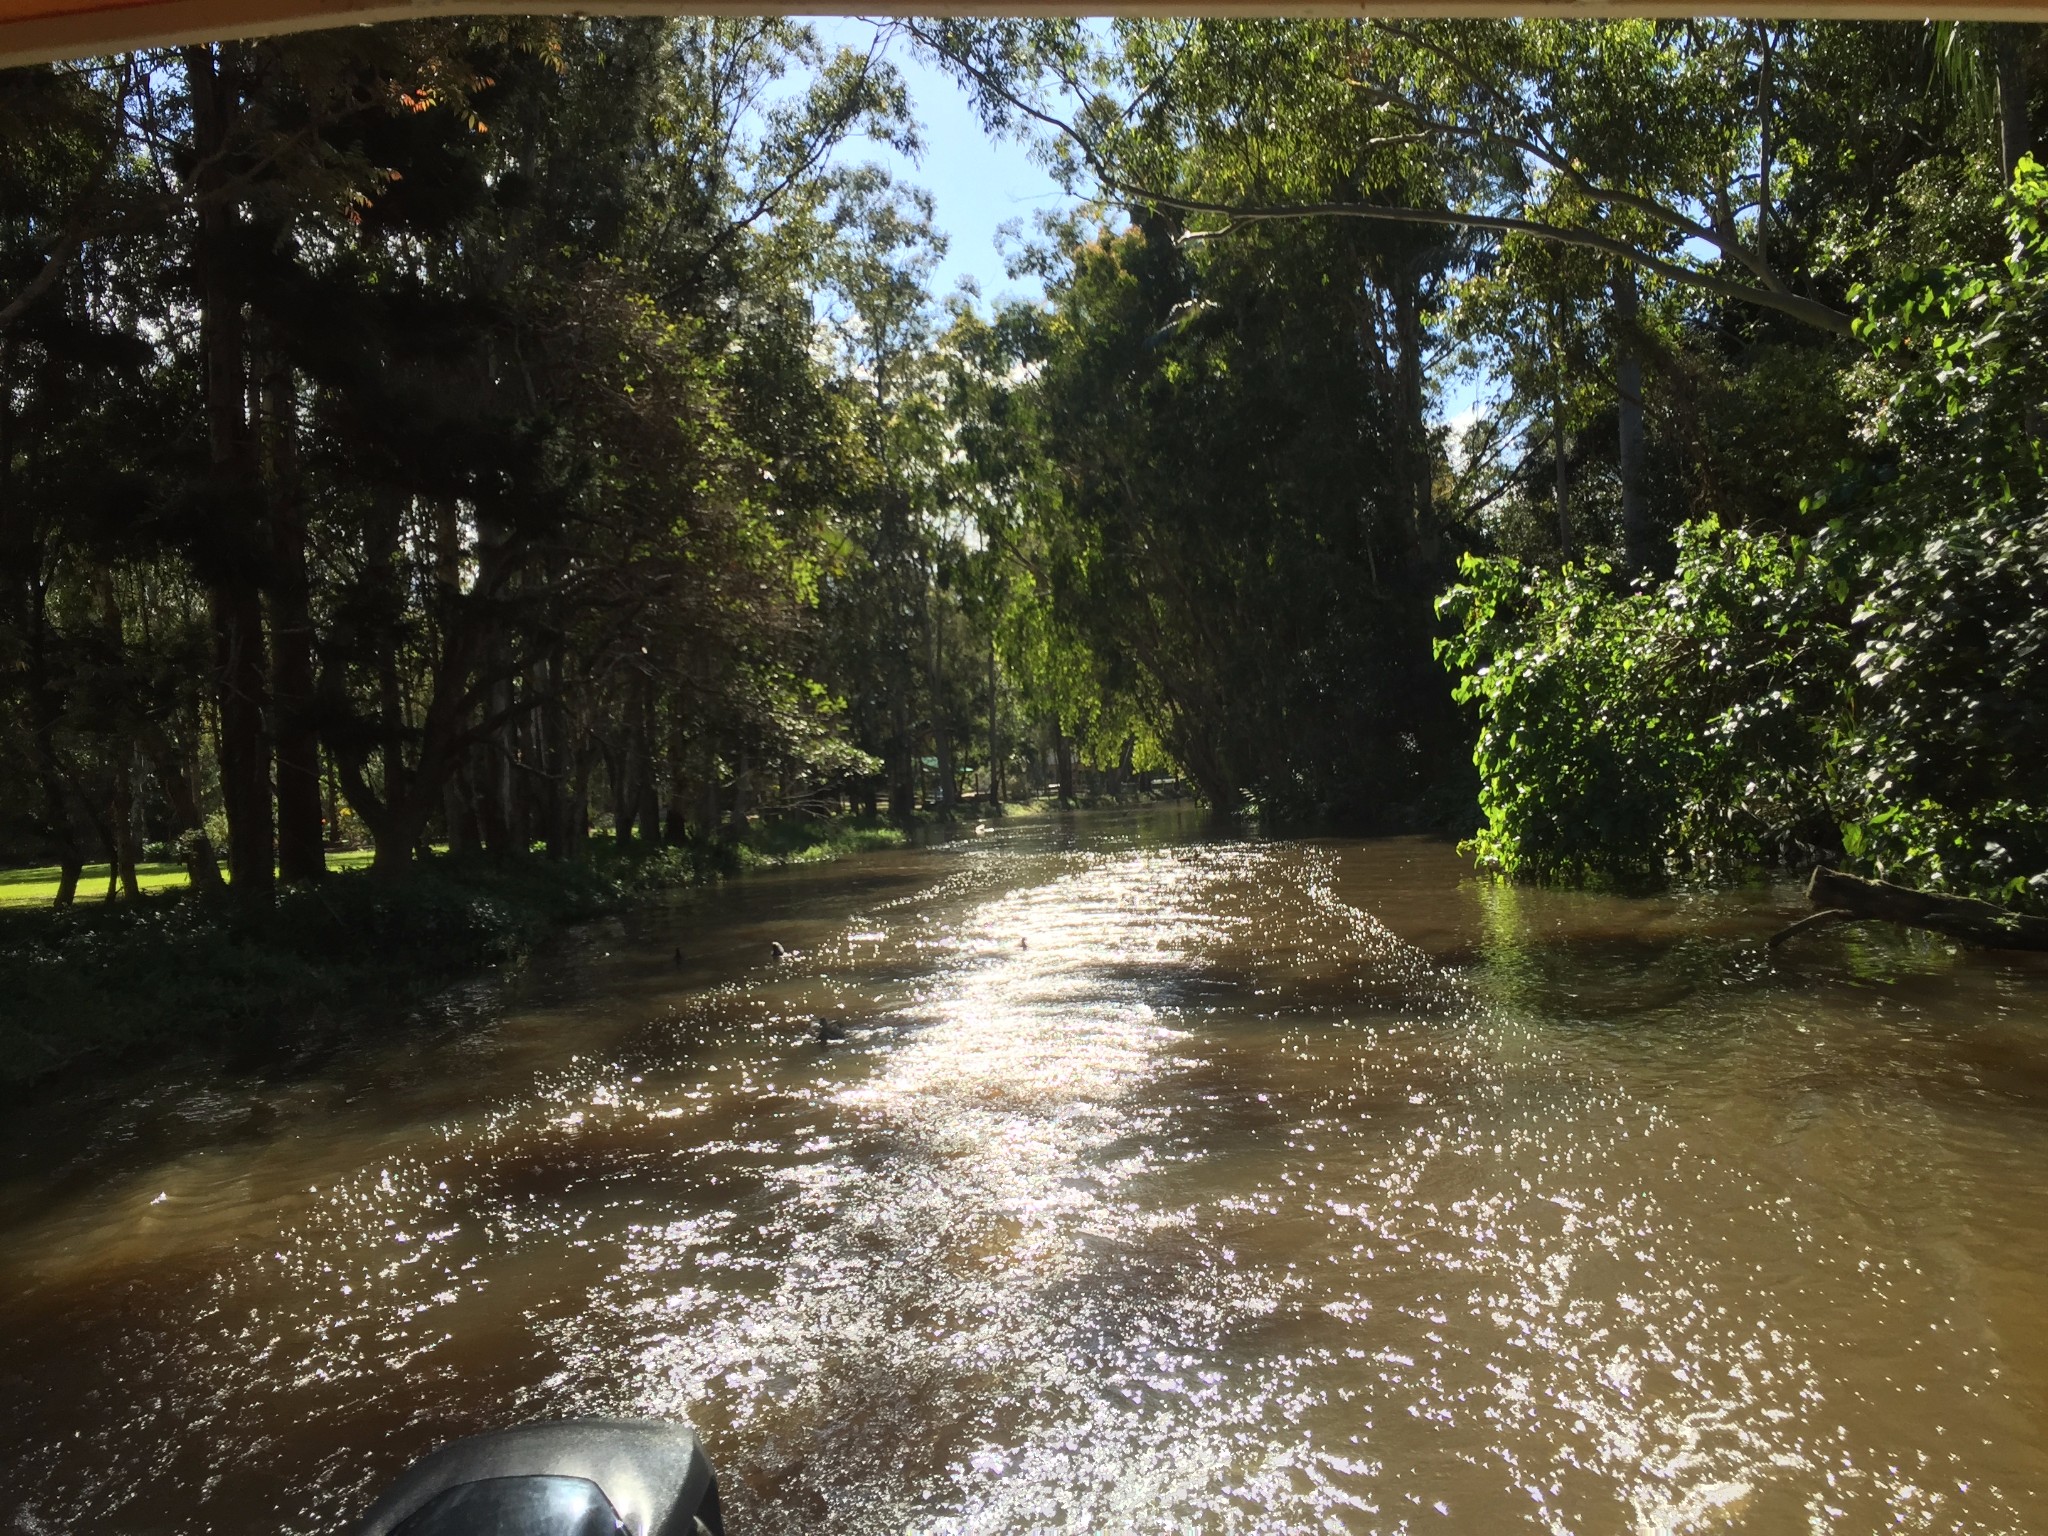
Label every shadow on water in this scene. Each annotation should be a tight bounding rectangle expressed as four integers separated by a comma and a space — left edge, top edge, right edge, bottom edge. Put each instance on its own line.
0, 851, 953, 1215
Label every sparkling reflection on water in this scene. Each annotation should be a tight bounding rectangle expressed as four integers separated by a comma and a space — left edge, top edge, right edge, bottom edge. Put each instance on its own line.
3, 813, 2048, 1534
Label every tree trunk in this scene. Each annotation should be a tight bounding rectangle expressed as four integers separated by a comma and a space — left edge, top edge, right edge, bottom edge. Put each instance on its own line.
933, 721, 954, 815
442, 770, 471, 856
331, 550, 501, 877
24, 584, 100, 905
339, 664, 487, 879
186, 42, 274, 907
51, 842, 81, 907
1555, 406, 1570, 557
32, 726, 81, 909
94, 798, 121, 902
88, 571, 143, 899
604, 732, 631, 847
363, 797, 434, 879
689, 737, 720, 838
1551, 300, 1570, 558
1613, 266, 1650, 574
1756, 24, 1776, 270
263, 340, 324, 884
471, 509, 519, 857
1391, 266, 1437, 572
539, 656, 574, 858
326, 750, 343, 848
726, 748, 752, 837
211, 584, 274, 900
430, 505, 469, 858
634, 677, 661, 842
927, 598, 953, 816
110, 750, 140, 899
1996, 24, 2032, 188
379, 659, 405, 796
986, 638, 1001, 810
477, 734, 511, 853
486, 680, 520, 854
570, 732, 595, 859
887, 689, 915, 824
143, 724, 225, 897
1052, 719, 1075, 806
664, 702, 692, 844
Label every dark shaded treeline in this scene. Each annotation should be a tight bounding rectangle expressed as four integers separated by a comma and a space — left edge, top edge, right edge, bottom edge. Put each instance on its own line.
0, 21, 1070, 907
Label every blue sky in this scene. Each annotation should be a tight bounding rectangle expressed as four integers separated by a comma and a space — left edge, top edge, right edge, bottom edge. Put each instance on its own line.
813, 18, 1076, 309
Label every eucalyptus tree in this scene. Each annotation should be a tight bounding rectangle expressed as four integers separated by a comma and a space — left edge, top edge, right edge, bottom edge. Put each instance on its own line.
808, 169, 958, 818
948, 199, 1462, 820
907, 19, 1901, 572
298, 19, 915, 870
0, 18, 927, 893
1450, 233, 1608, 561
913, 19, 1855, 330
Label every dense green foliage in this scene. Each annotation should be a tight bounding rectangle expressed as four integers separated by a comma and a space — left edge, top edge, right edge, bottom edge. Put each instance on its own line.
958, 216, 1462, 822
1836, 166, 2048, 900
1442, 163, 2048, 901
5, 15, 2044, 962
0, 22, 1112, 927
1440, 524, 1849, 882
909, 18, 2048, 871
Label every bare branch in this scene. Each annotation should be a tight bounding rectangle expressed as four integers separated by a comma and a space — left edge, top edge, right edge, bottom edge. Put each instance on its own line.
0, 228, 86, 330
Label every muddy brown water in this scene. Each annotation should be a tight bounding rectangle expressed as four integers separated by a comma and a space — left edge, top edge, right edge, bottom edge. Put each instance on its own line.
3, 810, 2048, 1534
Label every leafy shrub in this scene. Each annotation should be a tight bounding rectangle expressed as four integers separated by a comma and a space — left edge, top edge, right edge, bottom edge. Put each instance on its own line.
1823, 160, 2048, 900
1437, 520, 1847, 882
1438, 161, 2048, 905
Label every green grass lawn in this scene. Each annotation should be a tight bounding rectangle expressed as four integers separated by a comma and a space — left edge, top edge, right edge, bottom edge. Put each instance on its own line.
0, 816, 919, 907
0, 849, 377, 906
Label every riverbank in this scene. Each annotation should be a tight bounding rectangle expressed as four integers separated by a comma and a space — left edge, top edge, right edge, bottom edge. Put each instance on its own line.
0, 816, 906, 1093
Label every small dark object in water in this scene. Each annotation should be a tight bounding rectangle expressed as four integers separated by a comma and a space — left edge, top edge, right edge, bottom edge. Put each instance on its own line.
813, 1015, 848, 1044
770, 941, 788, 961
1019, 936, 1029, 950
673, 947, 684, 967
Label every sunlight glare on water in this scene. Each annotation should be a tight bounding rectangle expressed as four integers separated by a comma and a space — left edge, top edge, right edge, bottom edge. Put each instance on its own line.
2, 813, 2046, 1534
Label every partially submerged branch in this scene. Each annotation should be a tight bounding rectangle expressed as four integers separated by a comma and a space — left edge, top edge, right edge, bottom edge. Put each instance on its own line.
1773, 868, 2048, 951
1765, 906, 1858, 948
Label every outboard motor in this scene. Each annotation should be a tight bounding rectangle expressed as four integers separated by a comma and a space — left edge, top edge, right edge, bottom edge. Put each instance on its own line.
354, 1418, 723, 1536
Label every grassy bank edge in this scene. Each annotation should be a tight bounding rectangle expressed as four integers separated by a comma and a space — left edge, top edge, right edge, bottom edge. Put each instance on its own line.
0, 815, 908, 1095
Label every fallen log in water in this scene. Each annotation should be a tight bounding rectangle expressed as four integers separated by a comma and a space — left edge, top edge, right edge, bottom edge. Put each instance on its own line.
1769, 867, 2048, 951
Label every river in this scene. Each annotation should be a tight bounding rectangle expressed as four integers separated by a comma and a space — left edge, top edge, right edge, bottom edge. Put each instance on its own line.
3, 809, 2047, 1534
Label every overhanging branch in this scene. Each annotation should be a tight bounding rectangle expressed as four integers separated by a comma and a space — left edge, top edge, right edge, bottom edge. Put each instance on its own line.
908, 19, 1855, 337
1112, 184, 1855, 334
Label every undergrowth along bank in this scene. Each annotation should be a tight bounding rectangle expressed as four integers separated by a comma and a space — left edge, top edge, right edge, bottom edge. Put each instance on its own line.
0, 816, 907, 1093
